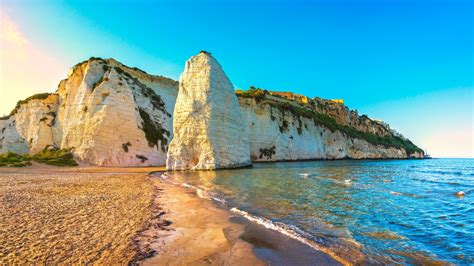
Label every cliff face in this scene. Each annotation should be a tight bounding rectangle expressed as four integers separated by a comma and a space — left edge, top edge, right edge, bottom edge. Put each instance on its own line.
312, 97, 392, 137
0, 55, 424, 167
0, 93, 58, 155
55, 58, 177, 166
0, 58, 178, 166
166, 52, 251, 170
237, 90, 424, 160
240, 97, 407, 161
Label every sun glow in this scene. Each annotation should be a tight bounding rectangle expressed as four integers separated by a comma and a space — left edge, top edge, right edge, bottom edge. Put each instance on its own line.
0, 11, 67, 116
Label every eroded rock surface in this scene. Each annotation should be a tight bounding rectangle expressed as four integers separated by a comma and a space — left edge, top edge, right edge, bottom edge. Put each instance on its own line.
0, 58, 178, 166
238, 95, 423, 161
56, 58, 177, 166
166, 52, 251, 170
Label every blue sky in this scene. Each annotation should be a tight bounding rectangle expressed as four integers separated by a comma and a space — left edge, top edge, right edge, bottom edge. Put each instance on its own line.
0, 0, 472, 157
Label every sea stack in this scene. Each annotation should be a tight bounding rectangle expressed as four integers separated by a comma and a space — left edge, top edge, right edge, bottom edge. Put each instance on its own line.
166, 51, 252, 170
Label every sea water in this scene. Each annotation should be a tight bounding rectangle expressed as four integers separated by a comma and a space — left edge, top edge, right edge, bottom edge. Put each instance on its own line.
165, 159, 473, 264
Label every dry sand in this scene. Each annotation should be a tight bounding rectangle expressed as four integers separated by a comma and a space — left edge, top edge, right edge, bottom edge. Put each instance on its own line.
0, 164, 159, 264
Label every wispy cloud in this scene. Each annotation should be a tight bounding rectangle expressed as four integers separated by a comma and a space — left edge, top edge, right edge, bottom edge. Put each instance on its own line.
0, 11, 67, 116
1, 13, 27, 46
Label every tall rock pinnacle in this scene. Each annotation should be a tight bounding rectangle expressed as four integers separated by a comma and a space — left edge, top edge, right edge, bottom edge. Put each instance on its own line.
166, 51, 252, 170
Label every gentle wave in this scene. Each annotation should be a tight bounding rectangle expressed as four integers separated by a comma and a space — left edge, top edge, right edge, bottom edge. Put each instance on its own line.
230, 207, 352, 266
181, 182, 227, 204
157, 159, 474, 264
159, 171, 365, 264
306, 174, 355, 186
160, 172, 353, 264
411, 176, 474, 187
156, 172, 228, 204
416, 169, 472, 177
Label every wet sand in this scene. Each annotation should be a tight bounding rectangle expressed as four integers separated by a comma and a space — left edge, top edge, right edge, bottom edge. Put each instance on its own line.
139, 179, 265, 265
142, 175, 343, 265
0, 165, 344, 265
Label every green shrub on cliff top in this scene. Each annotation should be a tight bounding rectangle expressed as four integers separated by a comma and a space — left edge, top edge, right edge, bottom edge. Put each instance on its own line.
236, 89, 423, 155
280, 103, 422, 154
236, 86, 267, 103
6, 93, 53, 118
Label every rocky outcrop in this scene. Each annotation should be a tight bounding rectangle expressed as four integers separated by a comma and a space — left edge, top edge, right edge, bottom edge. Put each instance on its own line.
237, 89, 424, 161
0, 54, 424, 167
166, 52, 251, 170
239, 98, 407, 161
312, 97, 392, 137
0, 58, 178, 166
0, 93, 58, 155
55, 58, 177, 166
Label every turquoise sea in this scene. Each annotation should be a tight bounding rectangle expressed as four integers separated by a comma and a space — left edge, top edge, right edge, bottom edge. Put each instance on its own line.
165, 159, 473, 264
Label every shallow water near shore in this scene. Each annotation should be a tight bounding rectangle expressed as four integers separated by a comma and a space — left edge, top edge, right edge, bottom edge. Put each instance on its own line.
166, 159, 474, 265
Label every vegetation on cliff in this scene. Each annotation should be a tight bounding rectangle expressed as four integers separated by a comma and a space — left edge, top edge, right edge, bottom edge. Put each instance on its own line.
0, 148, 77, 167
114, 66, 171, 117
76, 57, 178, 87
0, 152, 31, 167
236, 88, 423, 155
236, 86, 266, 102
259, 146, 276, 160
138, 108, 170, 152
122, 142, 132, 152
32, 148, 78, 166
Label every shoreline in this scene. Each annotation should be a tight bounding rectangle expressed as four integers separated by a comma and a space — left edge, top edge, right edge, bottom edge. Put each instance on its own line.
0, 165, 355, 265
140, 171, 353, 265
136, 176, 264, 265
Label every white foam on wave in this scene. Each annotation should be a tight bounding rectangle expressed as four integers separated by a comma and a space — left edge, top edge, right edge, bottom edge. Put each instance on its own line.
182, 183, 196, 189
156, 174, 350, 265
231, 207, 323, 251
212, 197, 226, 204
182, 183, 226, 204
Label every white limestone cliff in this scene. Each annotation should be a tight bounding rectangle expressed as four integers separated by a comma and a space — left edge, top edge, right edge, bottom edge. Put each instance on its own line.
237, 96, 423, 161
0, 58, 178, 166
166, 52, 251, 170
0, 55, 424, 167
55, 58, 177, 166
0, 94, 58, 155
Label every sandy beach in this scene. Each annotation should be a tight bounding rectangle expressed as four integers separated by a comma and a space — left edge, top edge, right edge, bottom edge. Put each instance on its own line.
0, 164, 157, 264
0, 165, 343, 265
